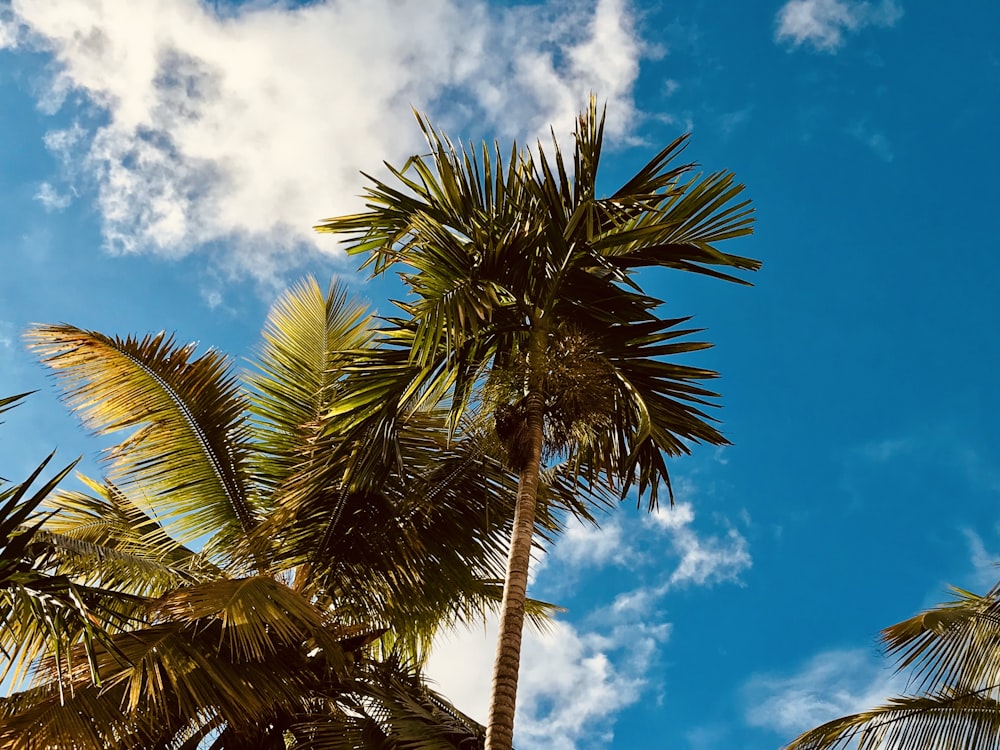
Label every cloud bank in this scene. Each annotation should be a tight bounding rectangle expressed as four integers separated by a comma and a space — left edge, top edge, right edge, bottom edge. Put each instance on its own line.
2, 0, 644, 281
775, 0, 902, 52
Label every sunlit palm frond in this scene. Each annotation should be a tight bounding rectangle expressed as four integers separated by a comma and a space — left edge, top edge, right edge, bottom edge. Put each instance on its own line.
788, 584, 1000, 750
25, 324, 257, 552
881, 584, 1000, 695
787, 691, 1000, 750
248, 276, 376, 499
41, 475, 220, 596
150, 575, 349, 666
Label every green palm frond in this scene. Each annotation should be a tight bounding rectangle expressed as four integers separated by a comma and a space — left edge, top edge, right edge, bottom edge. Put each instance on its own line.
42, 476, 220, 595
316, 97, 757, 508
25, 325, 257, 553
248, 275, 375, 498
788, 583, 1000, 750
262, 413, 556, 658
787, 691, 1000, 750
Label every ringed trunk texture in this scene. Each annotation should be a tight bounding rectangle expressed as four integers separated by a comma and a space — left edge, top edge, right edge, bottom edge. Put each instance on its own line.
485, 324, 548, 750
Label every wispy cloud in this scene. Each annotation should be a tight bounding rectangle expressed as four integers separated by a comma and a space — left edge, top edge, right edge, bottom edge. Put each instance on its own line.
34, 182, 72, 211
848, 121, 894, 162
6, 0, 644, 283
775, 0, 903, 52
856, 436, 911, 462
649, 502, 752, 588
963, 529, 1000, 589
744, 648, 904, 737
0, 321, 14, 351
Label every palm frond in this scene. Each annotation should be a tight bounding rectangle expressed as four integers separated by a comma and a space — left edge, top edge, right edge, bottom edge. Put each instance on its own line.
0, 444, 115, 692
26, 324, 257, 552
248, 276, 375, 499
787, 690, 1000, 750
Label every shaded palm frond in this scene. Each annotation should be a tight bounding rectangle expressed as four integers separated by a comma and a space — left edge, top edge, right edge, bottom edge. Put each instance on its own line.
0, 441, 115, 692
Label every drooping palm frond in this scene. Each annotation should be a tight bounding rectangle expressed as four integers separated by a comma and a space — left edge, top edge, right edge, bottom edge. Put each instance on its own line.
290, 653, 485, 750
25, 325, 258, 558
41, 475, 221, 595
260, 409, 562, 659
788, 583, 1000, 749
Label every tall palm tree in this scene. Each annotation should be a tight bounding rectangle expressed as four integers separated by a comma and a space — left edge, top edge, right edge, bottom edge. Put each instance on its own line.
1, 278, 566, 748
316, 97, 760, 750
788, 582, 1000, 750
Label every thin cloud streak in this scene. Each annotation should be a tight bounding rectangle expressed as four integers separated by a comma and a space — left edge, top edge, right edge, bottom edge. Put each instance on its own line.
744, 648, 904, 736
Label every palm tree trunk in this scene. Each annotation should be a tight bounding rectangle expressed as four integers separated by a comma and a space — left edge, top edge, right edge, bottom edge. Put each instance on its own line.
485, 323, 548, 750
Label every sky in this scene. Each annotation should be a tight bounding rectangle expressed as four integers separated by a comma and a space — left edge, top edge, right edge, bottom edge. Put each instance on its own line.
1, 0, 999, 748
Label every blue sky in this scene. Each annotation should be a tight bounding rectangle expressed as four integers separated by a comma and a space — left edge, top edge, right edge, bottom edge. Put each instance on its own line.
1, 0, 999, 748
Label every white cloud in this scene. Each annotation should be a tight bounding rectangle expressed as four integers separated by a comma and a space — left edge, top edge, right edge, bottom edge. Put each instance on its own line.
551, 516, 632, 569
427, 612, 669, 750
0, 11, 17, 49
649, 502, 752, 587
649, 500, 696, 530
775, 0, 903, 52
7, 0, 644, 282
744, 648, 904, 736
964, 529, 1000, 589
34, 181, 72, 211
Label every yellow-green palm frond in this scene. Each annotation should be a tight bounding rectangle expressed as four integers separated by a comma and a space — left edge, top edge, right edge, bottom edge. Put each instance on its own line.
788, 583, 1000, 750
40, 475, 221, 597
2, 625, 320, 749
25, 324, 257, 553
149, 575, 349, 666
248, 276, 376, 499
787, 691, 1000, 750
881, 585, 1000, 694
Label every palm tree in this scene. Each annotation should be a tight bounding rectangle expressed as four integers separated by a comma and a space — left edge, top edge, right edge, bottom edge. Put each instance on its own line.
788, 582, 1000, 750
315, 97, 760, 750
1, 278, 566, 748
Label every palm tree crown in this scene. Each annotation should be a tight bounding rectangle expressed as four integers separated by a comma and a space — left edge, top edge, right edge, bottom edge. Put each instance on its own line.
1, 278, 563, 749
316, 97, 760, 750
